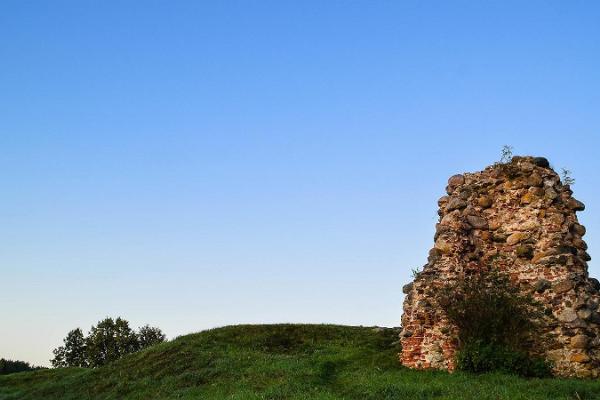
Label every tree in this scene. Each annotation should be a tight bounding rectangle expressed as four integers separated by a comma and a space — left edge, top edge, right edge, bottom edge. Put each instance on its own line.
51, 346, 66, 368
64, 328, 87, 367
85, 317, 138, 367
0, 359, 43, 375
51, 317, 167, 368
51, 328, 87, 368
137, 325, 166, 350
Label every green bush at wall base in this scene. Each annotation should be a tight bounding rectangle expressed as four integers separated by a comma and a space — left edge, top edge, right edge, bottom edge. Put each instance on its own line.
456, 341, 552, 378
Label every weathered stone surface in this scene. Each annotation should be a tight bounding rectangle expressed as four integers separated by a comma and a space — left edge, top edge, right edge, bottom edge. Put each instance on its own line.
492, 232, 507, 242
448, 174, 465, 189
506, 232, 528, 245
534, 279, 551, 293
528, 173, 544, 187
533, 157, 550, 168
466, 215, 488, 230
570, 223, 586, 237
437, 196, 449, 207
545, 188, 558, 200
446, 198, 467, 211
553, 280, 574, 294
558, 309, 578, 323
400, 156, 599, 378
434, 239, 452, 254
521, 192, 539, 204
488, 220, 501, 230
516, 220, 539, 231
567, 198, 586, 212
521, 161, 535, 172
570, 353, 590, 363
578, 308, 592, 321
571, 335, 589, 349
477, 196, 493, 208
573, 238, 588, 251
516, 244, 534, 259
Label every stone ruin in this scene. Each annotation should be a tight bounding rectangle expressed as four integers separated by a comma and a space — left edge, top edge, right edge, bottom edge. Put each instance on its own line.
400, 156, 600, 378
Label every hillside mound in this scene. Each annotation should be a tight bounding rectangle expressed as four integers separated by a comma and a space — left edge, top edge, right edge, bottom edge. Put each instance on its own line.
1, 324, 599, 400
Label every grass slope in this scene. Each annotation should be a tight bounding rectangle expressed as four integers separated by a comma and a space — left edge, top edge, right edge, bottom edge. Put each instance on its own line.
1, 324, 599, 400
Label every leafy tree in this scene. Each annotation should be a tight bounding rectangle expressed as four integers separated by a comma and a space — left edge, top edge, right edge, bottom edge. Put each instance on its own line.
137, 325, 166, 350
0, 359, 44, 375
85, 317, 139, 367
52, 317, 167, 368
52, 328, 87, 368
67, 328, 86, 366
51, 346, 66, 368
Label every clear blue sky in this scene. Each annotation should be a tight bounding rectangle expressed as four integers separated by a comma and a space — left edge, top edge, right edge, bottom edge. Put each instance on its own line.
1, 1, 599, 366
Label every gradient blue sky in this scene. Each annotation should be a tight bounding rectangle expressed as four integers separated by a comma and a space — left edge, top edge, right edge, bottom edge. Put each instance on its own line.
2, 1, 599, 366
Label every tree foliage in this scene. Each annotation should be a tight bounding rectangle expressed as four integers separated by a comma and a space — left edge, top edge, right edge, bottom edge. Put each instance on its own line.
0, 359, 44, 375
437, 270, 537, 348
436, 269, 551, 376
52, 328, 87, 368
51, 317, 166, 368
138, 324, 167, 349
85, 317, 139, 367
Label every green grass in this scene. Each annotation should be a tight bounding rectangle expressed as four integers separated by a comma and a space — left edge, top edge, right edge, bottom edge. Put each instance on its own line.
1, 324, 599, 399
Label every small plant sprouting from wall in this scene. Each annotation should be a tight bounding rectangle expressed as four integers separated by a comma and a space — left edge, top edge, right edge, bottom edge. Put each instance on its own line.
500, 145, 514, 164
561, 168, 576, 186
496, 145, 520, 179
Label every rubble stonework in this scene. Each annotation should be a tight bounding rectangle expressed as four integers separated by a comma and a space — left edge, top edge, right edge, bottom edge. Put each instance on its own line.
400, 156, 600, 378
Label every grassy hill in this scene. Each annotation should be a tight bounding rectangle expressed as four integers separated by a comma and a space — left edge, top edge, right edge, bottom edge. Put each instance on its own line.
1, 324, 599, 400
